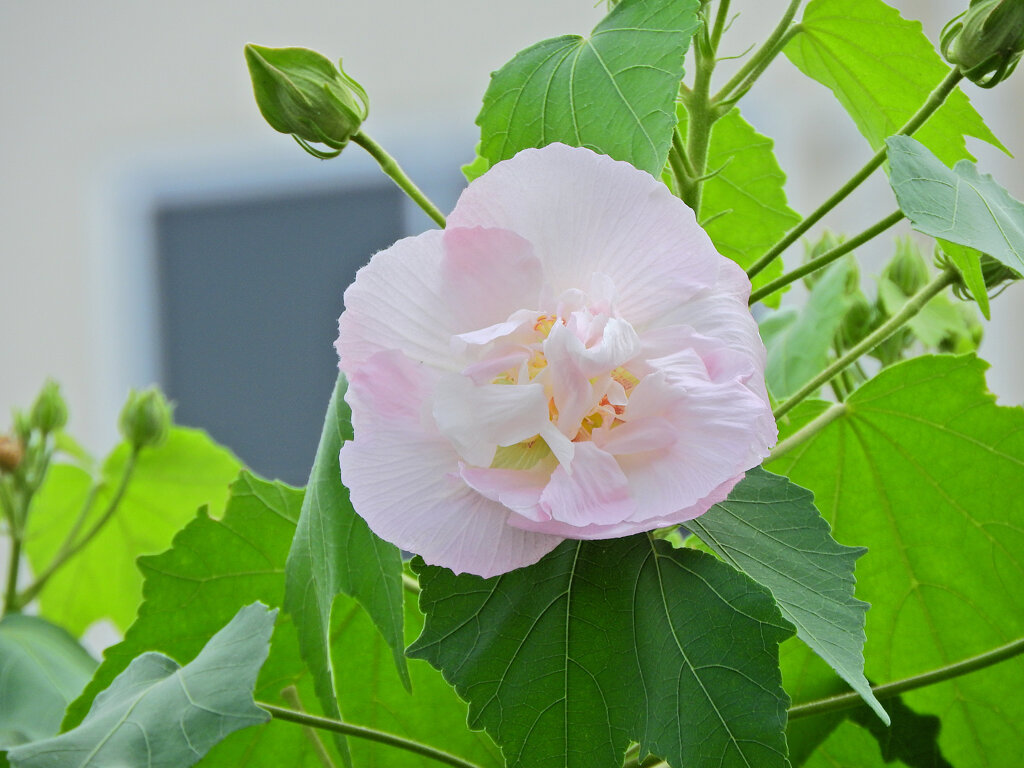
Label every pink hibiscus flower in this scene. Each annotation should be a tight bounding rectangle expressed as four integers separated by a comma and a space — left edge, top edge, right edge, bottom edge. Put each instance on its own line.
336, 143, 776, 577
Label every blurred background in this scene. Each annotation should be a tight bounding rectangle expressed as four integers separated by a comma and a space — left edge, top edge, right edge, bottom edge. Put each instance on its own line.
2, 0, 1022, 484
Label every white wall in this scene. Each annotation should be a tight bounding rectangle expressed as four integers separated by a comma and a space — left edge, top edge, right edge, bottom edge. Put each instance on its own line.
1, 0, 1021, 450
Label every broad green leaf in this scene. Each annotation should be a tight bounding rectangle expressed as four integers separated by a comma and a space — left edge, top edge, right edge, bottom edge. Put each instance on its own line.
887, 135, 1024, 278
939, 240, 990, 319
770, 355, 1024, 766
780, 641, 849, 765
474, 0, 700, 176
9, 603, 274, 768
784, 0, 1004, 165
688, 467, 886, 723
676, 106, 801, 305
284, 374, 408, 727
24, 427, 240, 634
759, 259, 854, 399
0, 615, 95, 747
408, 536, 794, 768
331, 591, 504, 768
63, 472, 338, 768
804, 721, 896, 768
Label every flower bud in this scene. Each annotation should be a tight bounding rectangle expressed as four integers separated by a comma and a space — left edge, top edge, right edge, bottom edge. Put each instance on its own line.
801, 231, 844, 289
0, 435, 23, 474
941, 0, 1024, 87
245, 44, 369, 157
836, 293, 876, 350
11, 409, 32, 444
118, 388, 172, 450
884, 238, 930, 296
980, 253, 1021, 291
30, 380, 68, 434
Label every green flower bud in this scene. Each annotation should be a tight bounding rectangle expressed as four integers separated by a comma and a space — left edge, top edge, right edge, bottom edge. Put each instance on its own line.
837, 293, 876, 350
0, 435, 23, 474
30, 380, 68, 434
884, 238, 930, 296
801, 231, 845, 289
980, 253, 1021, 291
941, 0, 1024, 87
119, 388, 172, 450
11, 409, 32, 444
245, 44, 369, 158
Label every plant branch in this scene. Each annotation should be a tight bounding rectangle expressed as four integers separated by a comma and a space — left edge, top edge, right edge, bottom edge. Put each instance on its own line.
789, 634, 1024, 720
260, 702, 484, 768
773, 268, 958, 420
351, 132, 447, 228
281, 686, 337, 768
749, 210, 904, 304
712, 0, 804, 104
16, 450, 139, 608
747, 69, 965, 280
768, 402, 846, 463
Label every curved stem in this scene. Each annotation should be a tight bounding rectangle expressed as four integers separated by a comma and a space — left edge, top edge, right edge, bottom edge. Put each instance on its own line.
789, 635, 1024, 720
712, 0, 804, 103
749, 211, 904, 304
16, 450, 139, 608
747, 69, 965, 280
351, 132, 447, 228
768, 402, 846, 463
260, 702, 484, 768
773, 269, 958, 420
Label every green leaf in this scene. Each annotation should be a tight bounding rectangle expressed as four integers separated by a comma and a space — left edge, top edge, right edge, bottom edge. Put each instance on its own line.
8, 603, 274, 768
0, 615, 96, 747
804, 720, 896, 768
408, 536, 794, 768
24, 427, 241, 634
331, 590, 504, 768
759, 259, 854, 400
887, 135, 1024, 278
474, 0, 700, 176
284, 374, 408, 727
675, 106, 801, 306
63, 472, 338, 767
784, 0, 1004, 165
770, 354, 1024, 766
939, 240, 990, 319
688, 467, 886, 723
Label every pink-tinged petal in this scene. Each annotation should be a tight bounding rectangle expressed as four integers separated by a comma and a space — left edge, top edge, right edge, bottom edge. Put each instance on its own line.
341, 351, 562, 577
461, 349, 531, 385
592, 418, 678, 455
543, 324, 595, 436
440, 227, 544, 330
449, 143, 723, 330
616, 371, 774, 523
337, 230, 459, 372
460, 463, 548, 522
432, 376, 551, 467
519, 442, 637, 532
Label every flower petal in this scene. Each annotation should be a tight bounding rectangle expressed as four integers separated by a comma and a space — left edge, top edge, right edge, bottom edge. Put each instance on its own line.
340, 350, 562, 577
449, 143, 724, 330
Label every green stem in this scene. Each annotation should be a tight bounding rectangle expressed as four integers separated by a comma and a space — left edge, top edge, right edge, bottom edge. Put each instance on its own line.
260, 703, 484, 768
351, 132, 447, 228
749, 211, 904, 304
281, 686, 337, 768
770, 403, 847, 463
747, 69, 965, 280
3, 530, 22, 614
679, 18, 718, 213
789, 635, 1024, 720
773, 269, 958, 420
710, 0, 732, 51
712, 0, 804, 104
16, 450, 140, 608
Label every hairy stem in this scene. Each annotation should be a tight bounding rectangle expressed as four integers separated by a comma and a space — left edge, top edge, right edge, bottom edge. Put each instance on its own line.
713, 0, 804, 103
749, 211, 905, 304
351, 132, 447, 228
16, 450, 139, 608
773, 269, 958, 420
260, 703, 484, 768
789, 635, 1024, 720
679, 5, 722, 213
747, 69, 965, 280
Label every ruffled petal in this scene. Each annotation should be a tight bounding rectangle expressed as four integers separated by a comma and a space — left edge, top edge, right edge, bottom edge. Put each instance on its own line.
449, 143, 724, 330
340, 351, 562, 577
